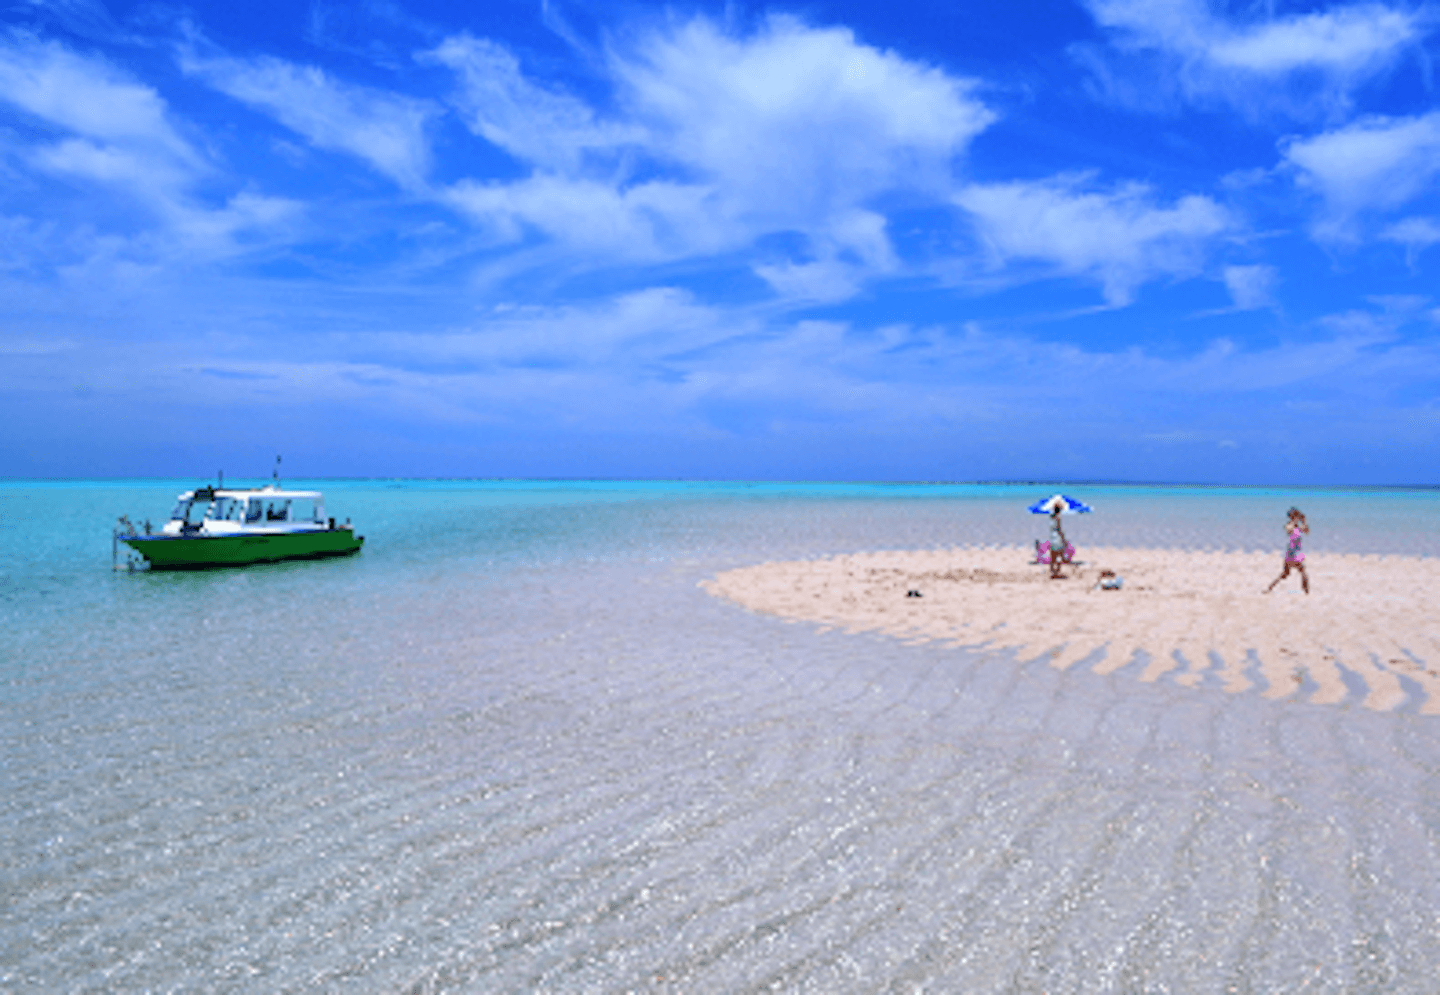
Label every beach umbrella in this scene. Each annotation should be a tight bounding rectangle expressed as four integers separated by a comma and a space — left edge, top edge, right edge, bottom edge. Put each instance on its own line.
1028, 493, 1093, 515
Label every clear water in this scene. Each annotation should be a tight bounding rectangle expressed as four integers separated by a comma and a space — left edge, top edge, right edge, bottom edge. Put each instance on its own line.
4, 480, 1440, 992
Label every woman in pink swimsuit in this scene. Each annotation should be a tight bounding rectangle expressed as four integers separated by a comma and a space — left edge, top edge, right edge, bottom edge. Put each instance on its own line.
1265, 507, 1310, 594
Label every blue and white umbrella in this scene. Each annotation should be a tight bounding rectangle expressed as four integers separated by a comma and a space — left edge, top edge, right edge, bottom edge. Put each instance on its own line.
1028, 493, 1093, 515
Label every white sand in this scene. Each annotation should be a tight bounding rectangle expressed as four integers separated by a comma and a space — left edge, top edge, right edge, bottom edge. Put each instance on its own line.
703, 546, 1440, 714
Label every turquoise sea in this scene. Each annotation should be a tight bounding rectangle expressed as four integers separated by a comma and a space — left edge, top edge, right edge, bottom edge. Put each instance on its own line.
4, 479, 1440, 991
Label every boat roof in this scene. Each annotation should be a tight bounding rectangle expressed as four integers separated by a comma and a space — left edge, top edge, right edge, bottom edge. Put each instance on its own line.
179, 486, 324, 500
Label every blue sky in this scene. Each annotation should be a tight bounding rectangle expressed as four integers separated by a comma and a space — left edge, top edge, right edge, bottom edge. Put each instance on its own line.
2, 0, 1438, 483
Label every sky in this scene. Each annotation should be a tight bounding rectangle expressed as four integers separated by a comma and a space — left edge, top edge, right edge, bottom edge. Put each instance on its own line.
2, 0, 1438, 484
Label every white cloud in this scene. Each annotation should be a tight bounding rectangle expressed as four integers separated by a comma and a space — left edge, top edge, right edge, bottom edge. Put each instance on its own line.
432, 18, 1260, 312
1080, 0, 1426, 116
955, 176, 1231, 305
12, 0, 131, 44
1223, 264, 1276, 310
611, 16, 992, 214
1381, 216, 1440, 260
0, 30, 298, 259
0, 29, 198, 170
353, 294, 1438, 432
29, 134, 190, 192
169, 189, 302, 250
180, 47, 437, 189
423, 34, 638, 172
429, 14, 993, 296
752, 258, 866, 304
753, 209, 898, 301
290, 287, 754, 397
443, 174, 724, 260
0, 27, 203, 205
1207, 4, 1417, 73
407, 286, 744, 370
10, 257, 1436, 473
1282, 111, 1440, 239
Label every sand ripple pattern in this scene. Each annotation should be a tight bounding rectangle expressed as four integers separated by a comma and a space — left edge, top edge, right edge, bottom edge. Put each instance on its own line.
705, 546, 1440, 714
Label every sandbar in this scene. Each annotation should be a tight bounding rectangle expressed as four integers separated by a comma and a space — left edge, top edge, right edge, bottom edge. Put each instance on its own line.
703, 546, 1440, 714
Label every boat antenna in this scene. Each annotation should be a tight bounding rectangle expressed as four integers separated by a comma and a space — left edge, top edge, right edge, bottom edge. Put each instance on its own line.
218, 470, 224, 489
273, 454, 281, 488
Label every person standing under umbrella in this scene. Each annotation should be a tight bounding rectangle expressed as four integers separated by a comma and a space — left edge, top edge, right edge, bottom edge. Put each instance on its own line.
1048, 503, 1069, 579
1029, 493, 1089, 577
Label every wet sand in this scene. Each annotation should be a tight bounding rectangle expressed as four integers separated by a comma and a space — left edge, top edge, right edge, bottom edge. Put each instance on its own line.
705, 546, 1440, 714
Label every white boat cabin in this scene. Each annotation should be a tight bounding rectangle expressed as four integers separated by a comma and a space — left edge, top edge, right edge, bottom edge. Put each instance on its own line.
162, 486, 330, 536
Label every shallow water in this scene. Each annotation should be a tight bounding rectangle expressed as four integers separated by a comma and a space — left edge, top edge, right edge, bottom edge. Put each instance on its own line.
3, 480, 1440, 991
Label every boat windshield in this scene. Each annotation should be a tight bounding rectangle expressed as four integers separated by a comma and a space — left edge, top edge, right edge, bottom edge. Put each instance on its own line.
171, 498, 211, 526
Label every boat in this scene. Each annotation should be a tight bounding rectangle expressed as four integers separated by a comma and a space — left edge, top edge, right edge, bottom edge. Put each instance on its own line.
115, 484, 364, 570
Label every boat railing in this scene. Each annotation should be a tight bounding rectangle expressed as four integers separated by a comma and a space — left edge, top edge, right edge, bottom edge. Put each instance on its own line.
112, 515, 154, 572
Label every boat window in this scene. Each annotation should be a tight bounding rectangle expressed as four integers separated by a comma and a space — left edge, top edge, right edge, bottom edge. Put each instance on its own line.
206, 497, 244, 522
244, 500, 263, 523
290, 499, 320, 523
170, 499, 191, 521
264, 500, 291, 522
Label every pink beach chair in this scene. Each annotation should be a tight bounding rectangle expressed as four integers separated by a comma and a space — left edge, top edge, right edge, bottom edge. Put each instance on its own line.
1034, 540, 1076, 565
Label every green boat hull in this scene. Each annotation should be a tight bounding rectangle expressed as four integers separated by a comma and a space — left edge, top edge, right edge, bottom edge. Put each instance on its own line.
121, 528, 364, 570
